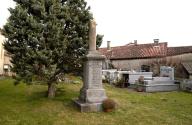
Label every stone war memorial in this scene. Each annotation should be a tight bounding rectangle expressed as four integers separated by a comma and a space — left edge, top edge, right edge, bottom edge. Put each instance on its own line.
74, 19, 107, 112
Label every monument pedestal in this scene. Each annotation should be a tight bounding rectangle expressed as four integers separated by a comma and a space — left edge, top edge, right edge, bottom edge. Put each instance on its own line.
74, 100, 103, 112
74, 19, 107, 112
74, 51, 107, 112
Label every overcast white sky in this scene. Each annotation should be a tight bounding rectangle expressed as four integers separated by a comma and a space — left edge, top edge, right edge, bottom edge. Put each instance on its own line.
1, 0, 192, 47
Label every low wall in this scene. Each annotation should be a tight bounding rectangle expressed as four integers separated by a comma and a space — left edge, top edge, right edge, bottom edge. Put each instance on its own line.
180, 80, 192, 92
128, 72, 153, 84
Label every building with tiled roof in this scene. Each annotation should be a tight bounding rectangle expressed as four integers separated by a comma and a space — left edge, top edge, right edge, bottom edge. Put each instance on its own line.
99, 42, 168, 60
99, 40, 192, 78
167, 46, 192, 56
182, 62, 192, 79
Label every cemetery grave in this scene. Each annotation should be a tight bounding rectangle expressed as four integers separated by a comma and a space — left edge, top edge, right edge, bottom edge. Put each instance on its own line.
102, 66, 180, 92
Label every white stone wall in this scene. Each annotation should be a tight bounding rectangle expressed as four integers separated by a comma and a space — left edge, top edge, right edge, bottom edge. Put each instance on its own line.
128, 72, 153, 84
190, 75, 192, 79
110, 53, 192, 78
111, 53, 192, 71
0, 34, 5, 75
111, 58, 157, 71
166, 53, 192, 62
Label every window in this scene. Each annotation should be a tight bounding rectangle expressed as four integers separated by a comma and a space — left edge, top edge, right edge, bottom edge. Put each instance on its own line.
141, 65, 150, 72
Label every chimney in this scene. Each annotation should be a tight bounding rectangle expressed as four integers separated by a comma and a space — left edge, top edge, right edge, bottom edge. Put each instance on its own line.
107, 41, 111, 50
134, 40, 137, 45
154, 39, 159, 44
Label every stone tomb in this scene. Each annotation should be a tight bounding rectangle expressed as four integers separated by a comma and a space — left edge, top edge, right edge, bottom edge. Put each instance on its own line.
138, 67, 179, 92
143, 77, 179, 92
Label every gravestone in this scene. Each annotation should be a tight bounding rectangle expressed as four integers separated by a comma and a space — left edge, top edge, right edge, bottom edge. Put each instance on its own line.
160, 66, 174, 80
74, 20, 107, 112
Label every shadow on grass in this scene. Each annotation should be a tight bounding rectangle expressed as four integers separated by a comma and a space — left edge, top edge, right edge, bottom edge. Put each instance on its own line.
21, 83, 81, 112
54, 86, 79, 101
26, 91, 48, 102
27, 85, 78, 105
54, 87, 80, 112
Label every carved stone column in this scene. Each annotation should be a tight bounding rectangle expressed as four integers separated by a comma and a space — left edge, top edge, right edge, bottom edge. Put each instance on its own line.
89, 20, 96, 51
74, 19, 107, 112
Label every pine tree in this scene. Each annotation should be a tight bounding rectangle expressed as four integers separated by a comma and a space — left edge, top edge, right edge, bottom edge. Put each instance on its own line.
2, 0, 103, 98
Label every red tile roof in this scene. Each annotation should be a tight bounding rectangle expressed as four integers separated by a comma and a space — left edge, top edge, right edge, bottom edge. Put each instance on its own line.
167, 46, 192, 56
182, 62, 192, 74
99, 42, 192, 60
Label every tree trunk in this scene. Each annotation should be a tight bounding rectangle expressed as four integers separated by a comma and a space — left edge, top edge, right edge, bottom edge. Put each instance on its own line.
47, 83, 56, 98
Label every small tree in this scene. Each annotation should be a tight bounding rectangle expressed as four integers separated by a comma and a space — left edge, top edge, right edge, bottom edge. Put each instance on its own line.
2, 0, 103, 98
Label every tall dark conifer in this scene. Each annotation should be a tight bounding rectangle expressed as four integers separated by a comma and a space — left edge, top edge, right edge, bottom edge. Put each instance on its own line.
2, 0, 103, 98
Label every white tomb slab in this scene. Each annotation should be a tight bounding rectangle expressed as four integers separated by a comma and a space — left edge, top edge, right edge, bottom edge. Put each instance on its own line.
128, 72, 153, 84
160, 66, 174, 80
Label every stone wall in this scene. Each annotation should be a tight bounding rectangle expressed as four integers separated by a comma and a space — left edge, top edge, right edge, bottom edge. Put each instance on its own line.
190, 75, 192, 79
110, 53, 192, 78
166, 53, 192, 62
166, 53, 192, 78
111, 58, 158, 71
180, 79, 192, 92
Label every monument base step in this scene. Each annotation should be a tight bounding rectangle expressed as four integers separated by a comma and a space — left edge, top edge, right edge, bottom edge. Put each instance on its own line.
73, 99, 103, 112
138, 84, 179, 92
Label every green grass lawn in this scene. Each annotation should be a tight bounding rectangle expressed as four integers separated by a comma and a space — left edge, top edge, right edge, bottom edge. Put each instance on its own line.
0, 78, 192, 125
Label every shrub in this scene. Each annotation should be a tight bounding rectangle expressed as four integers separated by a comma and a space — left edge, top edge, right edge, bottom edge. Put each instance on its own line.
113, 78, 125, 87
102, 99, 116, 112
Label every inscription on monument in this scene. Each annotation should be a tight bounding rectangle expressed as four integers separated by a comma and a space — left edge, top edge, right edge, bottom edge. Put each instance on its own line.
90, 61, 102, 88
88, 90, 105, 98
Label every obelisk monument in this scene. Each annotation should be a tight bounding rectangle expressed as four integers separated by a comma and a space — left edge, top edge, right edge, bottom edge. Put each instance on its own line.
74, 19, 107, 112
